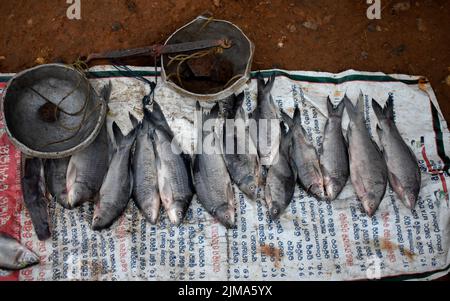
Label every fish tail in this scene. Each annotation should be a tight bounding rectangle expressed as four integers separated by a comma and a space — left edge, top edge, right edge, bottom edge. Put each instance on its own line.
343, 94, 357, 121
207, 102, 220, 120
293, 106, 302, 127
384, 94, 395, 121
356, 91, 365, 115
327, 97, 345, 118
372, 98, 385, 122
257, 73, 276, 95
112, 121, 137, 148
100, 81, 112, 104
279, 109, 294, 128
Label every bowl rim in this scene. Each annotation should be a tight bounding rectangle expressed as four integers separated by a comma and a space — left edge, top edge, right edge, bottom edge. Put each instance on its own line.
161, 16, 255, 102
1, 63, 107, 159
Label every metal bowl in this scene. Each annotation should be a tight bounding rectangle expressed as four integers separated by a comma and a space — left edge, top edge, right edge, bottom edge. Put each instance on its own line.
1, 64, 107, 159
161, 16, 254, 102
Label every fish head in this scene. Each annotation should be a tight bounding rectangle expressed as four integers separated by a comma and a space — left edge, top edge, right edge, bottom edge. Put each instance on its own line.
167, 200, 190, 226
91, 213, 110, 231
401, 191, 418, 210
215, 204, 236, 229
17, 248, 40, 269
361, 192, 381, 217
239, 175, 259, 201
323, 177, 342, 201
67, 184, 91, 209
309, 183, 325, 201
269, 202, 283, 221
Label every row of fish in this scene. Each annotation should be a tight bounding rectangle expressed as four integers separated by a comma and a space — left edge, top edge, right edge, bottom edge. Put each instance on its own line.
257, 78, 421, 219
6, 76, 422, 271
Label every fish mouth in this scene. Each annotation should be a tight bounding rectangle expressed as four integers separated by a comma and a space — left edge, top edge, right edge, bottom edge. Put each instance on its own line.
92, 216, 107, 231
167, 208, 185, 226
401, 193, 418, 209
214, 205, 236, 229
18, 250, 40, 268
362, 200, 378, 217
269, 205, 282, 221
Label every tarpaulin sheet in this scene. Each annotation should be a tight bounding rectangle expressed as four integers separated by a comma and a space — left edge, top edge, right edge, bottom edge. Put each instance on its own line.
0, 67, 449, 281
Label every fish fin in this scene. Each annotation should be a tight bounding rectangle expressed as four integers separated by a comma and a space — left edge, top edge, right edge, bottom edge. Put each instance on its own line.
143, 104, 153, 124
343, 95, 357, 121
293, 106, 302, 127
160, 179, 173, 207
257, 73, 276, 96
150, 101, 174, 137
356, 92, 365, 115
372, 99, 385, 123
207, 102, 220, 120
371, 138, 383, 155
265, 74, 276, 93
100, 81, 112, 104
232, 92, 245, 118
129, 112, 139, 129
388, 171, 403, 195
384, 94, 395, 121
279, 109, 294, 128
112, 122, 123, 148
376, 124, 383, 140
226, 182, 235, 207
327, 96, 334, 116
336, 99, 345, 117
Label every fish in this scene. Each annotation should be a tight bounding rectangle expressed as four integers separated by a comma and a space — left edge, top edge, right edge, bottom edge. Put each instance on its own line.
280, 107, 325, 200
265, 122, 297, 220
320, 97, 349, 201
66, 83, 112, 208
222, 93, 262, 200
250, 73, 280, 166
372, 96, 421, 209
21, 157, 51, 241
132, 107, 160, 225
194, 102, 236, 228
92, 117, 137, 231
149, 102, 194, 226
0, 233, 39, 270
344, 93, 388, 216
44, 157, 71, 209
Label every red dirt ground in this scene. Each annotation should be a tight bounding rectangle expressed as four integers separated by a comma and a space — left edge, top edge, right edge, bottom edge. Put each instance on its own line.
0, 0, 449, 120
0, 0, 449, 280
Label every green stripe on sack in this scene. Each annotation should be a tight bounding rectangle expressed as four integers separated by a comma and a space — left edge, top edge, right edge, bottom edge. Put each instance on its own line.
0, 70, 419, 85
254, 70, 419, 85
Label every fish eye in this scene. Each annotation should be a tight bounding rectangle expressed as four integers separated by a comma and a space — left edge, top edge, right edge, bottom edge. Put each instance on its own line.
250, 185, 255, 191
177, 211, 183, 218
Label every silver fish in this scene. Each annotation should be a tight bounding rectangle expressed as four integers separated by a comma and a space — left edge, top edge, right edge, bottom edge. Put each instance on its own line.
372, 96, 421, 209
320, 98, 349, 201
250, 73, 280, 166
21, 157, 51, 241
150, 102, 194, 226
281, 107, 325, 200
66, 83, 112, 208
344, 93, 388, 216
0, 233, 39, 270
223, 93, 262, 200
44, 157, 71, 209
132, 108, 160, 225
265, 122, 297, 220
194, 102, 235, 228
92, 119, 137, 231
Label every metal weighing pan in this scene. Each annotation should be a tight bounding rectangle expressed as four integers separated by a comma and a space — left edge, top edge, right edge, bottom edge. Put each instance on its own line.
1, 64, 107, 159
